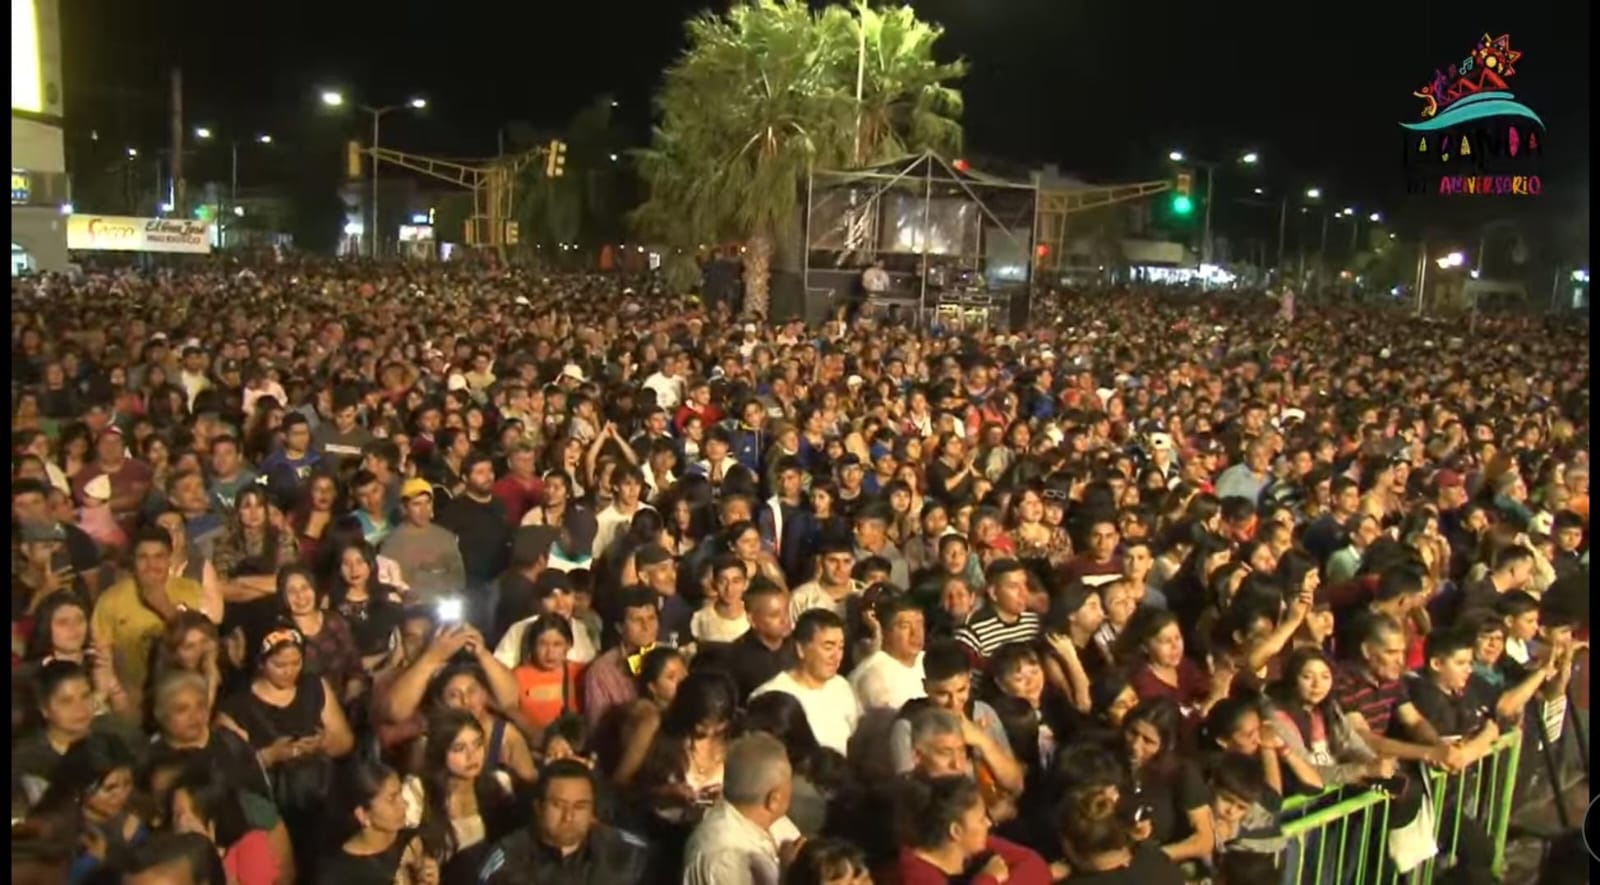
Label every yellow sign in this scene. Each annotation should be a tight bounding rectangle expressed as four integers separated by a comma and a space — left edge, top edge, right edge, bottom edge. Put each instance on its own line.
11, 170, 31, 204
11, 0, 42, 112
66, 215, 215, 254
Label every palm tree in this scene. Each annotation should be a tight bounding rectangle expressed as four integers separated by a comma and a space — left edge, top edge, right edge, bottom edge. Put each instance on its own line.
834, 2, 966, 165
634, 0, 964, 315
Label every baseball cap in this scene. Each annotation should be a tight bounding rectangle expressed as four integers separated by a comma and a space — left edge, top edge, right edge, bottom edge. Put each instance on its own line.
400, 478, 434, 502
560, 364, 587, 383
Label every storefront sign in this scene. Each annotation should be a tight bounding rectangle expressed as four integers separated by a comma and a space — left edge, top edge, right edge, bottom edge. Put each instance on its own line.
66, 215, 214, 254
11, 169, 31, 204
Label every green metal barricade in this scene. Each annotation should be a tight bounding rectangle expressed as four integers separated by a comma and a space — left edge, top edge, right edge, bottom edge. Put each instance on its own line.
1419, 730, 1523, 881
1280, 787, 1392, 884
1274, 729, 1523, 884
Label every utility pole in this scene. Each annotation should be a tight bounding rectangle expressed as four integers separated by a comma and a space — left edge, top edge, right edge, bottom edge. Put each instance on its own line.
371, 112, 381, 258
170, 69, 184, 215
1317, 212, 1329, 297
1415, 239, 1429, 315
229, 141, 238, 249
1201, 165, 1215, 264
1275, 196, 1287, 281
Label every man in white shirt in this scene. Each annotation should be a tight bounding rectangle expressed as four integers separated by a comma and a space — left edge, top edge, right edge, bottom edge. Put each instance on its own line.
751, 609, 861, 755
849, 594, 926, 711
592, 466, 653, 558
643, 353, 687, 411
683, 733, 800, 885
789, 541, 861, 624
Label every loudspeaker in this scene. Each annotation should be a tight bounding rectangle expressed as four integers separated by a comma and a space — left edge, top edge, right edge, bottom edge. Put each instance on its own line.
768, 270, 806, 323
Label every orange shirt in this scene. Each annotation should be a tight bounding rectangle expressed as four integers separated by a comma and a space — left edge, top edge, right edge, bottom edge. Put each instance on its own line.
513, 662, 585, 730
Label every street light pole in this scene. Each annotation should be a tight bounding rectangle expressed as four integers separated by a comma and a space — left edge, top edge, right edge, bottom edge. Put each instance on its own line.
370, 107, 383, 259
229, 141, 238, 249
1201, 165, 1215, 264
1275, 196, 1287, 280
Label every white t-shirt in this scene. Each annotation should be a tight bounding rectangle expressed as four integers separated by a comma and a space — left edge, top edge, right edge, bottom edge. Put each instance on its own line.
493, 615, 597, 670
750, 670, 861, 755
849, 650, 926, 712
788, 580, 862, 625
691, 607, 752, 644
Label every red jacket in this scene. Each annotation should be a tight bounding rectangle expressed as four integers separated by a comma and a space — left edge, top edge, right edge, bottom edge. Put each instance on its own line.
673, 402, 723, 433
894, 837, 1051, 885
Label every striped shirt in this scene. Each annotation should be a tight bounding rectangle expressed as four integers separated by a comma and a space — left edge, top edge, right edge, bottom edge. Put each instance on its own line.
954, 608, 1041, 666
1333, 662, 1409, 736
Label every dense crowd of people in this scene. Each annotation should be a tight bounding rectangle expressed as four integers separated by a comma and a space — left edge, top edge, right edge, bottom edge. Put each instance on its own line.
9, 257, 1590, 885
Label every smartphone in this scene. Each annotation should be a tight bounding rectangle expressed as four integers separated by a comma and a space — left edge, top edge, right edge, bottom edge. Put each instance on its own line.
436, 597, 465, 623
1134, 805, 1154, 823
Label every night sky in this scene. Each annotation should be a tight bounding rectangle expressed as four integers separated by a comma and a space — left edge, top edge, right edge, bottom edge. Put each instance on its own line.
62, 0, 1588, 245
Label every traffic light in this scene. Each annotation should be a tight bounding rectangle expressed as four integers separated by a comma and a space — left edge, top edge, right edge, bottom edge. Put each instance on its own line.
1171, 172, 1194, 215
545, 140, 567, 178
345, 140, 364, 180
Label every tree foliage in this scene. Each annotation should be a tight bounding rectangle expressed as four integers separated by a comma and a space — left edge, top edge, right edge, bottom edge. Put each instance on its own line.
511, 96, 631, 254
632, 0, 965, 309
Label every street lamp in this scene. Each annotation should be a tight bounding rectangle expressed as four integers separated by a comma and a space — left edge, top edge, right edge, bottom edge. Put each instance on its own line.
321, 90, 429, 257
126, 147, 139, 158
191, 128, 273, 247
1305, 188, 1321, 200
1436, 251, 1465, 269
1368, 212, 1382, 222
1166, 148, 1260, 264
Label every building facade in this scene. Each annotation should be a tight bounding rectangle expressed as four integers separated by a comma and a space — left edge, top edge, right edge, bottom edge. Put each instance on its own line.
12, 0, 69, 273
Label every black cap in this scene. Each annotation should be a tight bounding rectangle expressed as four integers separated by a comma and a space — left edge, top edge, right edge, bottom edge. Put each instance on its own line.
838, 453, 863, 469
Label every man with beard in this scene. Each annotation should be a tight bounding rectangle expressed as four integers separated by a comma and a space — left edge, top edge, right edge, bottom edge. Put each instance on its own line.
438, 452, 513, 635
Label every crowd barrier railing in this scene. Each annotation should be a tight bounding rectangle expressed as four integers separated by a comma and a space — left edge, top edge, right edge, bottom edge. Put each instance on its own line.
1276, 730, 1523, 884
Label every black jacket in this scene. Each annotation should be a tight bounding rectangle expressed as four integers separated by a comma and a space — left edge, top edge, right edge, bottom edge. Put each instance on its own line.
478, 824, 651, 885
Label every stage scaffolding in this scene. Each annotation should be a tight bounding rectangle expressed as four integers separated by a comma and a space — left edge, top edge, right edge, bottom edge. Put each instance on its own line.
802, 151, 1038, 331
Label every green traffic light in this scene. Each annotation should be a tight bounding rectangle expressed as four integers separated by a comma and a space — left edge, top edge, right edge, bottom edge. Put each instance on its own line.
1171, 195, 1194, 215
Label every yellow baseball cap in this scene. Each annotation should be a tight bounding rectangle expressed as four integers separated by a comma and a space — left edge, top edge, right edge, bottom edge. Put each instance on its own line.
400, 478, 434, 501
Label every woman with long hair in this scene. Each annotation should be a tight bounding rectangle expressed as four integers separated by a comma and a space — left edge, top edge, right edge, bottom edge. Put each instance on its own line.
604, 646, 689, 782
17, 593, 125, 723
215, 625, 355, 876
1119, 698, 1215, 865
403, 709, 515, 881
509, 614, 585, 735
1117, 608, 1227, 723
423, 662, 539, 786
1006, 485, 1074, 568
628, 668, 738, 826
1259, 648, 1390, 793
143, 609, 223, 724
325, 540, 408, 673
276, 565, 364, 703
291, 472, 341, 568
321, 758, 437, 884
212, 486, 301, 637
